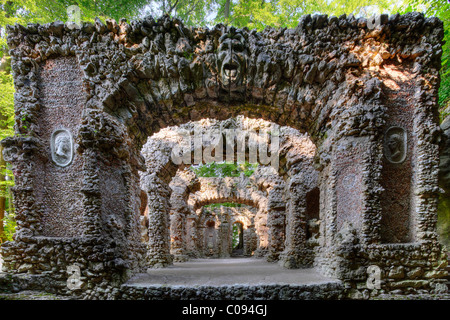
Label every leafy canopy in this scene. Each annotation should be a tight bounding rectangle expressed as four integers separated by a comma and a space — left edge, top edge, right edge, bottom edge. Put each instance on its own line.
215, 0, 395, 30
191, 162, 258, 178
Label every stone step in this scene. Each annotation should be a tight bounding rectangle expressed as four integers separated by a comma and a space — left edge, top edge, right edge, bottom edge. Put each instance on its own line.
120, 280, 346, 300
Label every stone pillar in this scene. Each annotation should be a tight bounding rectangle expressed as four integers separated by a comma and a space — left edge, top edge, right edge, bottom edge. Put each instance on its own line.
254, 208, 269, 257
185, 213, 198, 257
279, 179, 308, 269
144, 174, 173, 268
279, 159, 319, 269
218, 209, 231, 258
243, 218, 258, 256
170, 210, 188, 262
0, 52, 146, 297
266, 185, 286, 262
314, 135, 377, 278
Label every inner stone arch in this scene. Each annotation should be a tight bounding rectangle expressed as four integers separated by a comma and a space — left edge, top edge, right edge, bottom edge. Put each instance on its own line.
140, 116, 319, 268
183, 204, 260, 259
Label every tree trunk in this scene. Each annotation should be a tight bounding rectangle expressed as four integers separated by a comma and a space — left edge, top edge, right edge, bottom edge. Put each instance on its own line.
224, 0, 230, 20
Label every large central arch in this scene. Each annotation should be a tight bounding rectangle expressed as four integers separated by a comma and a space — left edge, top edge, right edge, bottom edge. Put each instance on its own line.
1, 13, 447, 298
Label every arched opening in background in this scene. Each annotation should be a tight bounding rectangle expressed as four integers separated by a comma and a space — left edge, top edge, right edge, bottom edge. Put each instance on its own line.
205, 220, 216, 256
305, 187, 320, 240
232, 221, 244, 256
140, 116, 318, 269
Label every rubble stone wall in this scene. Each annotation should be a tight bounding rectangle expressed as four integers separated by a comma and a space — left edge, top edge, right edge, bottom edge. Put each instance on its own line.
1, 12, 447, 298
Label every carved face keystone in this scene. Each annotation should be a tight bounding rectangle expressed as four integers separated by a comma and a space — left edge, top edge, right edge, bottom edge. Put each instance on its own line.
217, 31, 247, 90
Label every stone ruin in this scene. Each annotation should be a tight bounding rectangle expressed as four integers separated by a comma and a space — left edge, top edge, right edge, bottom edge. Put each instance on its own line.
142, 116, 317, 268
0, 12, 448, 299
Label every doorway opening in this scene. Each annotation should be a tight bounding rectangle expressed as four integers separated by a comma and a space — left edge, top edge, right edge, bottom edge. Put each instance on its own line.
232, 221, 244, 256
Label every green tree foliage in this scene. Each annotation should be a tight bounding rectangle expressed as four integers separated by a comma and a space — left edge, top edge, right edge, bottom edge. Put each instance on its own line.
0, 71, 13, 140
214, 0, 394, 30
191, 161, 258, 177
0, 66, 14, 242
2, 0, 149, 24
232, 223, 240, 248
398, 0, 450, 112
143, 0, 215, 26
204, 202, 243, 208
0, 0, 152, 58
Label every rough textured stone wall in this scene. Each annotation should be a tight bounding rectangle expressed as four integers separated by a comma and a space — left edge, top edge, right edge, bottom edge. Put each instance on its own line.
36, 56, 86, 237
1, 12, 447, 298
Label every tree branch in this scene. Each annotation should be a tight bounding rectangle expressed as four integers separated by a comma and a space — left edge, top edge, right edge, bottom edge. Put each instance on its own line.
168, 0, 180, 14
184, 0, 201, 17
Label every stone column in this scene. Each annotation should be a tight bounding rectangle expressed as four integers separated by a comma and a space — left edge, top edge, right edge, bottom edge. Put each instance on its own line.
218, 208, 231, 258
279, 159, 319, 269
279, 179, 308, 268
80, 148, 103, 237
185, 213, 198, 257
170, 210, 188, 262
243, 218, 258, 256
266, 185, 286, 262
254, 207, 269, 257
144, 174, 173, 268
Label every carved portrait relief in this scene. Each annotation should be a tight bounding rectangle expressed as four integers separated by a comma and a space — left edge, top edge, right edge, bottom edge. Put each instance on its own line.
384, 127, 407, 164
51, 129, 73, 167
217, 27, 248, 91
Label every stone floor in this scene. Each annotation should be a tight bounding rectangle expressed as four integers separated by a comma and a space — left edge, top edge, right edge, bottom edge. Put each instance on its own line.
0, 257, 448, 300
127, 257, 338, 287
120, 257, 345, 299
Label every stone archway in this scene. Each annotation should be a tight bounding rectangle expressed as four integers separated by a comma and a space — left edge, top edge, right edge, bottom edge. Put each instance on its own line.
1, 13, 448, 298
187, 205, 259, 259
141, 117, 318, 267
187, 174, 276, 260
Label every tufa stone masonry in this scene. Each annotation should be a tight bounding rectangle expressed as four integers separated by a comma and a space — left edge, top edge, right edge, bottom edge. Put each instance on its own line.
0, 12, 448, 299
